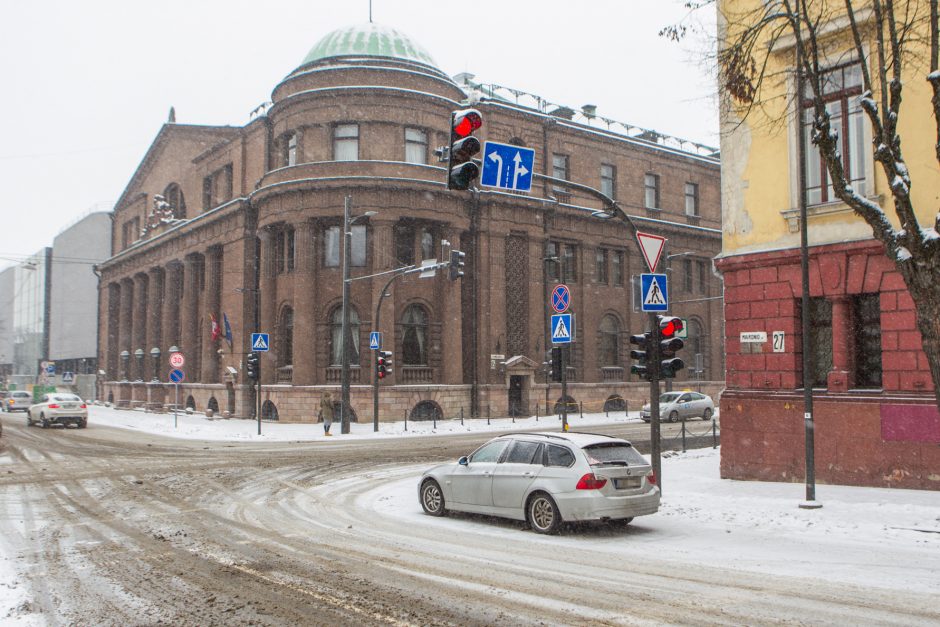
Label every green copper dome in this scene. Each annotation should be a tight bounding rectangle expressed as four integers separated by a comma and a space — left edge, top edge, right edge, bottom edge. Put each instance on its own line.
301, 23, 438, 68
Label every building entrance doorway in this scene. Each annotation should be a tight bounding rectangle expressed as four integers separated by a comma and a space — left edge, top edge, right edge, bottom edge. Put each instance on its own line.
508, 375, 524, 417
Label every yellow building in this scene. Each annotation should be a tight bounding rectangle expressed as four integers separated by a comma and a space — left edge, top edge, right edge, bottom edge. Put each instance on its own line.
715, 0, 940, 489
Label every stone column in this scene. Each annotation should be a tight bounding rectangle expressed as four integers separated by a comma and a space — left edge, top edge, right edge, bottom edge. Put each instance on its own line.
163, 262, 183, 352
146, 267, 164, 380
827, 296, 853, 392
292, 221, 316, 385
106, 282, 121, 380
258, 230, 277, 384
119, 278, 134, 358
182, 255, 200, 375
134, 274, 149, 380
202, 247, 223, 383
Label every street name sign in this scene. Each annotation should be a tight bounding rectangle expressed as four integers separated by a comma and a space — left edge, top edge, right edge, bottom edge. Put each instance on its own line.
640, 273, 669, 312
480, 141, 535, 192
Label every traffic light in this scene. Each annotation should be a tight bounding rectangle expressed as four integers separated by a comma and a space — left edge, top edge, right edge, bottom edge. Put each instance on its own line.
657, 315, 685, 379
376, 351, 393, 379
630, 333, 653, 380
246, 352, 260, 381
550, 347, 563, 383
447, 109, 483, 190
449, 250, 466, 281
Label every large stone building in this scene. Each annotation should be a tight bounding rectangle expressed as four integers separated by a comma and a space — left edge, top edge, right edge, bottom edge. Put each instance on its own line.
716, 1, 940, 488
97, 24, 723, 423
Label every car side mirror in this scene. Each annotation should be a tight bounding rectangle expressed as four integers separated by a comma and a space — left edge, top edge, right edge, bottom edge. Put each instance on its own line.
458, 456, 469, 466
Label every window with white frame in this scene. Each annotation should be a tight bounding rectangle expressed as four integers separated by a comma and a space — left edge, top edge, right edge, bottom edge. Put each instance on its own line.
600, 164, 616, 199
333, 124, 359, 161
685, 182, 699, 216
644, 173, 660, 209
405, 127, 427, 164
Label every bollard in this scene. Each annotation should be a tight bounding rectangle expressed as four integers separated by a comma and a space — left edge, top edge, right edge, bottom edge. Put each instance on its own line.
404, 408, 408, 432
681, 415, 687, 453
712, 416, 718, 448
433, 412, 437, 429
460, 406, 464, 426
536, 403, 539, 422
487, 404, 491, 425
580, 401, 583, 419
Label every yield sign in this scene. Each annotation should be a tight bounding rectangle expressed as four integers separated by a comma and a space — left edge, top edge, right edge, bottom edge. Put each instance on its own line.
636, 231, 667, 272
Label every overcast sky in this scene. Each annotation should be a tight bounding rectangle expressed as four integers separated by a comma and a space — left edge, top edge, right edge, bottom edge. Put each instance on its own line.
0, 0, 716, 269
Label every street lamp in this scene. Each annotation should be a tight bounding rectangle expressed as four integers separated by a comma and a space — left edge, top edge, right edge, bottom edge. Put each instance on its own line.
340, 196, 377, 434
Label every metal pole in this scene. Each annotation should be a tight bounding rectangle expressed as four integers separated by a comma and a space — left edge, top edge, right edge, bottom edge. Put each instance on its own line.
340, 196, 352, 434
561, 346, 568, 431
174, 383, 179, 429
796, 50, 820, 508
649, 311, 662, 493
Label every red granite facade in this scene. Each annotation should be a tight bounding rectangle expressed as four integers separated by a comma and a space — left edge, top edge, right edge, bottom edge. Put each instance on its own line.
716, 240, 940, 489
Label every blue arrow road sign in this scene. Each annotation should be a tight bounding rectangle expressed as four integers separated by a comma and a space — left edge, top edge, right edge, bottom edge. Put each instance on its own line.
251, 332, 270, 352
480, 141, 535, 192
369, 331, 381, 350
640, 273, 669, 312
551, 313, 573, 344
169, 369, 185, 383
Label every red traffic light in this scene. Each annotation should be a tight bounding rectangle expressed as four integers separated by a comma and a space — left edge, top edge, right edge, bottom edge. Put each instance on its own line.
452, 109, 482, 139
659, 316, 684, 338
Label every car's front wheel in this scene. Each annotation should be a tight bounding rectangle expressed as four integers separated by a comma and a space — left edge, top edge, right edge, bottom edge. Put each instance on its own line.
703, 408, 713, 421
420, 479, 446, 517
26, 413, 33, 427
527, 492, 562, 534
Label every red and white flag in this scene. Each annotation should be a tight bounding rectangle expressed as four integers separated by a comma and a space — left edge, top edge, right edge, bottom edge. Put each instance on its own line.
210, 314, 221, 342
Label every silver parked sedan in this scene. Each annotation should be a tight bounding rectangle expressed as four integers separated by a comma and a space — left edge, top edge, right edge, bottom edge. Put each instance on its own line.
641, 391, 715, 423
418, 432, 660, 534
27, 393, 88, 428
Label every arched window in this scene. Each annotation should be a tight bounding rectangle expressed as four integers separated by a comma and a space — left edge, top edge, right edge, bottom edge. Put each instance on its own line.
598, 314, 620, 367
402, 304, 429, 365
163, 183, 186, 220
262, 400, 279, 421
278, 306, 294, 367
330, 306, 360, 366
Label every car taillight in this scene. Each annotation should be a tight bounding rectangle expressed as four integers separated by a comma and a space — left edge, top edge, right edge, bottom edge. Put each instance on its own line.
80, 404, 87, 409
576, 473, 607, 490
647, 470, 657, 486
47, 403, 59, 409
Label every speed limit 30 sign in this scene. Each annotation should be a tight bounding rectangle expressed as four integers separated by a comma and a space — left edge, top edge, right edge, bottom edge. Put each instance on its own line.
169, 352, 185, 368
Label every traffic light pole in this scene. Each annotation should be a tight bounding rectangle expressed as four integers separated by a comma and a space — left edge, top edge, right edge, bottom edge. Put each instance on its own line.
648, 312, 662, 493
560, 346, 568, 431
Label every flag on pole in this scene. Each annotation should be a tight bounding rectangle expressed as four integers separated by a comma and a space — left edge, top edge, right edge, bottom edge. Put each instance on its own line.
210, 314, 221, 342
223, 313, 233, 349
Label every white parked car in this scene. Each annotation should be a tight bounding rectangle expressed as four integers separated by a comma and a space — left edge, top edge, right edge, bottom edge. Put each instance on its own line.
641, 391, 715, 423
419, 432, 660, 534
28, 393, 88, 428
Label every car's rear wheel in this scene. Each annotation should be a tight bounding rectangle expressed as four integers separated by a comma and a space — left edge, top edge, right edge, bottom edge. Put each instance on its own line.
420, 479, 446, 517
669, 411, 679, 423
703, 408, 713, 421
609, 517, 634, 527
78, 419, 87, 429
40, 413, 48, 428
527, 493, 562, 534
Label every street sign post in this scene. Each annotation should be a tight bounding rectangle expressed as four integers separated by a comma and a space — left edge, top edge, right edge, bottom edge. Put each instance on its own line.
251, 333, 270, 352
640, 273, 669, 312
480, 141, 535, 192
169, 368, 185, 429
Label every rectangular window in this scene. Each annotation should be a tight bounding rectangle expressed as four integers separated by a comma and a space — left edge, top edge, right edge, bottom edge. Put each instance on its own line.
202, 164, 233, 210
560, 243, 577, 282
600, 164, 616, 199
323, 226, 340, 268
697, 259, 708, 294
420, 227, 434, 261
274, 230, 286, 274
683, 258, 693, 292
685, 182, 699, 216
334, 124, 359, 161
595, 248, 608, 284
552, 154, 569, 195
280, 132, 297, 167
644, 173, 660, 209
799, 297, 833, 388
802, 61, 865, 204
612, 251, 624, 286
286, 227, 295, 271
395, 223, 415, 266
405, 127, 428, 165
545, 241, 559, 282
853, 294, 882, 388
351, 224, 367, 267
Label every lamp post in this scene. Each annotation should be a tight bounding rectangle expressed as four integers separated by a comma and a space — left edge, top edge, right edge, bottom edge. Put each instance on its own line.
339, 196, 376, 435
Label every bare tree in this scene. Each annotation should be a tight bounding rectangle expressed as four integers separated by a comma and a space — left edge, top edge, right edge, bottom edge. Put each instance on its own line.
674, 0, 940, 408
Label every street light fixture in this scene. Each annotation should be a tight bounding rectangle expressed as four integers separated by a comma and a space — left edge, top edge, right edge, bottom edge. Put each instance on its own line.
134, 348, 145, 381
340, 196, 377, 435
150, 347, 161, 382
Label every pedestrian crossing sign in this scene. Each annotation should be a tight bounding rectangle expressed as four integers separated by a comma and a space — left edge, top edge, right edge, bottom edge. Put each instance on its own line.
551, 313, 574, 344
640, 273, 668, 312
251, 332, 270, 352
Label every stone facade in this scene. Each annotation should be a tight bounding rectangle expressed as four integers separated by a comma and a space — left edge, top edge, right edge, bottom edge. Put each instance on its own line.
97, 24, 723, 424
